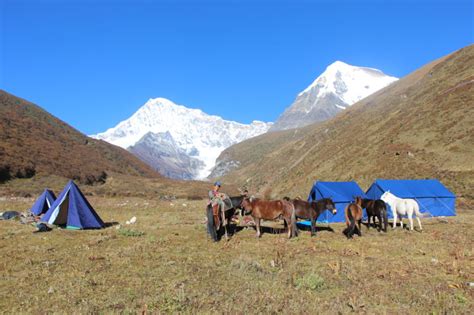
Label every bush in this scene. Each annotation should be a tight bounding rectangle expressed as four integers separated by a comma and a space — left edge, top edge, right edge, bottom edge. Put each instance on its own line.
0, 165, 12, 183
295, 272, 325, 291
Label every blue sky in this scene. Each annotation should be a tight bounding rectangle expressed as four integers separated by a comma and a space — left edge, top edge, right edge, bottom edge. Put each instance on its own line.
2, 0, 473, 134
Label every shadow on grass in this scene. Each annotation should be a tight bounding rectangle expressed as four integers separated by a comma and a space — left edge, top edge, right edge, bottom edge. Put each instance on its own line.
104, 221, 120, 228
296, 224, 335, 234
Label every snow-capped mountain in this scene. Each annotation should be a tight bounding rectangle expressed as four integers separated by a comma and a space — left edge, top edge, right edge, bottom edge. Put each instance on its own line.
270, 61, 398, 131
92, 98, 272, 179
128, 131, 204, 180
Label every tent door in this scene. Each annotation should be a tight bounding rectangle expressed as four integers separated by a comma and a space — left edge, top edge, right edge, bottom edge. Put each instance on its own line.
53, 193, 70, 226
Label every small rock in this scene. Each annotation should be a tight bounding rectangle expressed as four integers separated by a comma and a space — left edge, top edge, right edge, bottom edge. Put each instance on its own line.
431, 258, 439, 265
125, 216, 137, 225
48, 287, 54, 294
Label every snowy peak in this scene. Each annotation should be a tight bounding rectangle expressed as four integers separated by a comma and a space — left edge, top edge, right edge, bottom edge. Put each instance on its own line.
92, 98, 272, 179
271, 61, 398, 131
298, 61, 398, 103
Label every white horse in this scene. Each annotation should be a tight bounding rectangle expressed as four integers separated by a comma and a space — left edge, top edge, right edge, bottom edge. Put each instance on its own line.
380, 191, 430, 231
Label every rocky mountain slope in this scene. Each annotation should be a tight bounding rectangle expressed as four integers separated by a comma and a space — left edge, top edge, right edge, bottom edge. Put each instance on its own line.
128, 131, 204, 180
212, 45, 474, 202
0, 90, 159, 184
93, 97, 272, 179
270, 61, 398, 131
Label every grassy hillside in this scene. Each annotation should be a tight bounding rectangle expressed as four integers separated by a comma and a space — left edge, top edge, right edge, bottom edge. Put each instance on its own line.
214, 45, 474, 202
0, 90, 160, 184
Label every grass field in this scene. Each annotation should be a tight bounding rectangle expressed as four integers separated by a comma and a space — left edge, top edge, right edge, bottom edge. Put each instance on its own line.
0, 196, 472, 313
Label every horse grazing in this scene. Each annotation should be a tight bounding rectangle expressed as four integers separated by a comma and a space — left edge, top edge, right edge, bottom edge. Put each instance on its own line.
286, 198, 336, 237
380, 191, 430, 231
343, 196, 363, 239
361, 198, 388, 232
241, 197, 298, 239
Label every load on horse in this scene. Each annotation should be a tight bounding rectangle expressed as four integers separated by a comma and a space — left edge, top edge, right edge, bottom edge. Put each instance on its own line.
206, 182, 246, 241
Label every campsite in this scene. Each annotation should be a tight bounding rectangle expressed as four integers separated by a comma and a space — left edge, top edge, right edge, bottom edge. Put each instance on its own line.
2, 1, 473, 313
0, 177, 473, 313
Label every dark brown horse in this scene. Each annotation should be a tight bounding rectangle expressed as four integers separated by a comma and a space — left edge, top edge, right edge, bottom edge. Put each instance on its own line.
206, 195, 247, 242
361, 198, 388, 232
241, 197, 298, 239
343, 196, 363, 239
286, 198, 336, 236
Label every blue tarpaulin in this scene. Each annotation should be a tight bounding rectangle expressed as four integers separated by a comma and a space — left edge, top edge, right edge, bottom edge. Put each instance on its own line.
41, 180, 104, 229
365, 179, 456, 218
306, 181, 367, 223
30, 189, 56, 216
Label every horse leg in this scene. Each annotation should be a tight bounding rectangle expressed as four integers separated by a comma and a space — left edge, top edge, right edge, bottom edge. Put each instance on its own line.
347, 219, 356, 239
310, 215, 316, 237
416, 216, 423, 231
255, 218, 261, 238
408, 212, 414, 231
367, 215, 371, 230
376, 212, 382, 232
286, 218, 292, 239
357, 220, 362, 236
392, 212, 397, 229
383, 209, 388, 232
221, 209, 229, 240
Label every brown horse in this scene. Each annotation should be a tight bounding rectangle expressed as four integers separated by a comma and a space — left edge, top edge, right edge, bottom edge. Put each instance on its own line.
343, 196, 363, 239
241, 197, 298, 239
286, 198, 337, 237
361, 198, 388, 232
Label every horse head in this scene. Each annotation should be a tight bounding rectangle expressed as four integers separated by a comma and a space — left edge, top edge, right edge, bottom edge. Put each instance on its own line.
354, 196, 362, 206
241, 197, 253, 214
380, 191, 392, 202
326, 198, 337, 215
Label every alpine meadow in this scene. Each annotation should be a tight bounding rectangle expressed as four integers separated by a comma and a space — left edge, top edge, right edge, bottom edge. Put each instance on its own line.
1, 1, 473, 313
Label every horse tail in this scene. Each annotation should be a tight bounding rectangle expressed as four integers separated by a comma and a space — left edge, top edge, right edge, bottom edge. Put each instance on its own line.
348, 208, 356, 235
413, 200, 431, 218
344, 204, 350, 226
344, 205, 356, 237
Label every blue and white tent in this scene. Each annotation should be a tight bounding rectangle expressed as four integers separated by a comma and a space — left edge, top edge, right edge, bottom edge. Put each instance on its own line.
41, 180, 104, 229
30, 189, 56, 216
365, 179, 456, 218
306, 181, 367, 223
